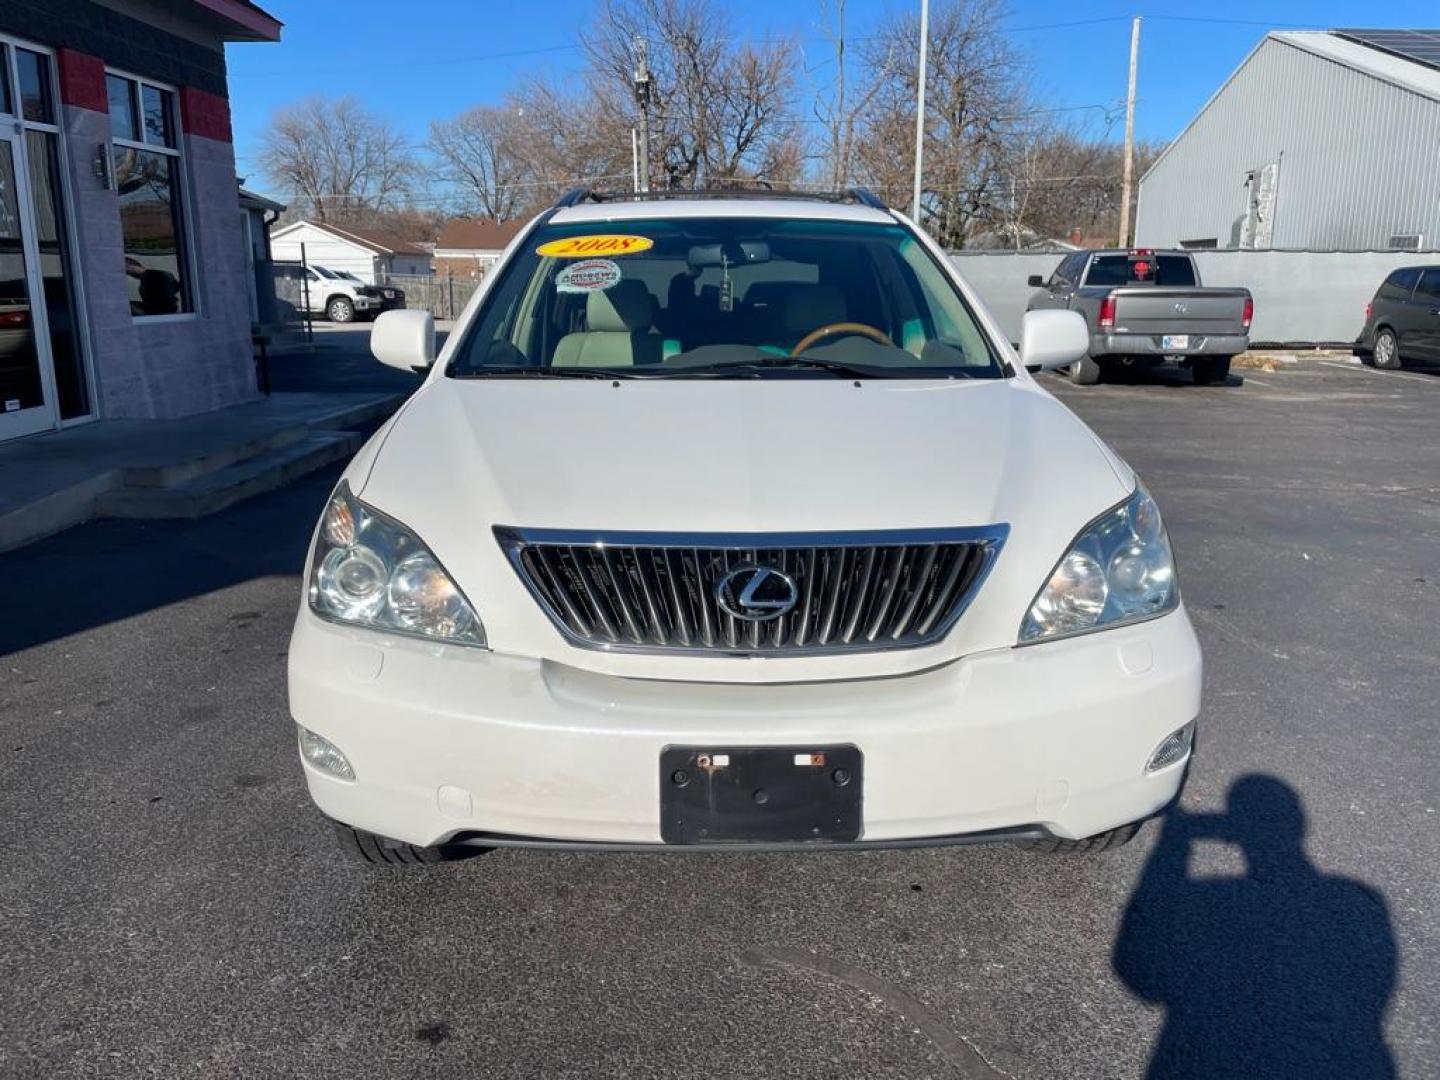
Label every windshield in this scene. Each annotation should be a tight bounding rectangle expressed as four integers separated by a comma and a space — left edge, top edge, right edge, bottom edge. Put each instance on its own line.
448, 216, 1005, 379
337, 271, 363, 282
314, 266, 338, 279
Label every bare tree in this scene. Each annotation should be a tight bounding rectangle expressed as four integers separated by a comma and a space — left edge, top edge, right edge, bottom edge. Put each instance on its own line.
505, 78, 635, 207
428, 105, 529, 220
853, 0, 1029, 247
813, 0, 888, 188
989, 126, 1162, 248
584, 0, 799, 189
260, 96, 415, 223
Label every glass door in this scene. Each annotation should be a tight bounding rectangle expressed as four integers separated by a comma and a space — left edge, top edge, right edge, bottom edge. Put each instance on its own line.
0, 125, 58, 440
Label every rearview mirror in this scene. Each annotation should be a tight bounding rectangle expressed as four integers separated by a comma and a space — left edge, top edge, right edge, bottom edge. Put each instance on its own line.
1020, 309, 1089, 371
1027, 274, 1046, 288
371, 309, 435, 373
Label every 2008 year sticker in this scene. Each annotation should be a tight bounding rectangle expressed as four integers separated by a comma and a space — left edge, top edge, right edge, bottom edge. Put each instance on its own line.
537, 234, 654, 257
555, 259, 623, 293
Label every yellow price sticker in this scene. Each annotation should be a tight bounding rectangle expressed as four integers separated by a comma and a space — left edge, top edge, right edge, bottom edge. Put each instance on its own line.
536, 234, 655, 258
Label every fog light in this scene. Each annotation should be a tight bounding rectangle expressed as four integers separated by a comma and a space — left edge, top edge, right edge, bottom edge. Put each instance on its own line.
1146, 721, 1194, 772
298, 725, 355, 781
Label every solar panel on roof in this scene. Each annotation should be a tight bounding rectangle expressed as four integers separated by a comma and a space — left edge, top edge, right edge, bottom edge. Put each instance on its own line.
1334, 28, 1440, 72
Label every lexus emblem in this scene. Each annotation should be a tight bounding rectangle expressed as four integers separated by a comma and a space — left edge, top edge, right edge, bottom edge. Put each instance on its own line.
715, 565, 800, 621
1173, 301, 1188, 314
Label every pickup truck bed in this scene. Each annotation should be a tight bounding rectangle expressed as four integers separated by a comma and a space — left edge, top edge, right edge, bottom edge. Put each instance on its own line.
1026, 249, 1252, 385
1088, 284, 1251, 357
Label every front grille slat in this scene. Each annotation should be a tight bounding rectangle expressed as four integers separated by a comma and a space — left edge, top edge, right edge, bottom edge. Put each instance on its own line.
499, 528, 1004, 656
570, 550, 619, 642
889, 544, 939, 640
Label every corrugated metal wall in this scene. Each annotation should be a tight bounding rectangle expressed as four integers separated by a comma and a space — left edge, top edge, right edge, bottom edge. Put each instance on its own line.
1136, 38, 1440, 251
951, 250, 1430, 346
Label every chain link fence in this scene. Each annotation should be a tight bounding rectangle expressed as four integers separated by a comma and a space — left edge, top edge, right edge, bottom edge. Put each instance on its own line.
382, 274, 484, 321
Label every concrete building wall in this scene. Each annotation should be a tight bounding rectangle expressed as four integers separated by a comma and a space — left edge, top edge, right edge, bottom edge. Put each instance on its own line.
950, 249, 1433, 347
0, 0, 228, 94
1136, 36, 1440, 251
2, 1, 262, 425
56, 99, 255, 420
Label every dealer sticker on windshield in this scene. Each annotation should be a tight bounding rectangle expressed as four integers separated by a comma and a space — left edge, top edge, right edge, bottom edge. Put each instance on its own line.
555, 259, 623, 293
537, 234, 654, 258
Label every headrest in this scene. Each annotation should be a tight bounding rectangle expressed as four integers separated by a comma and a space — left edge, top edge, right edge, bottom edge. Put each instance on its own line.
782, 284, 847, 334
587, 280, 653, 332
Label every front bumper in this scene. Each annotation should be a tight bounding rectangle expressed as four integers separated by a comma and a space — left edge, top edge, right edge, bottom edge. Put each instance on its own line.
1092, 332, 1248, 357
288, 607, 1202, 849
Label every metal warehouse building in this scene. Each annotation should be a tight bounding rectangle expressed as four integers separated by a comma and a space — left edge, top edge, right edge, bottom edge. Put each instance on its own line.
1136, 29, 1440, 252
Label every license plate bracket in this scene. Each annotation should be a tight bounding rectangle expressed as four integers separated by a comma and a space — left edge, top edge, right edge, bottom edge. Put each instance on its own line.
1162, 334, 1190, 350
660, 745, 862, 844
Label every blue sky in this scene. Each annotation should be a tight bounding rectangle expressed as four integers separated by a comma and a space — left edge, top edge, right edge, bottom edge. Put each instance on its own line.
227, 0, 1439, 199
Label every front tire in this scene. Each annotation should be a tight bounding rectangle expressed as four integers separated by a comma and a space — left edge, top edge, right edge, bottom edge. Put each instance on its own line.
1024, 820, 1143, 854
326, 296, 356, 324
1070, 354, 1103, 385
1191, 356, 1232, 385
332, 821, 490, 865
1372, 328, 1401, 369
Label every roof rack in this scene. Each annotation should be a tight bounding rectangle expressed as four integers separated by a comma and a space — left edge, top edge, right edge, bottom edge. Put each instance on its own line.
552, 186, 888, 211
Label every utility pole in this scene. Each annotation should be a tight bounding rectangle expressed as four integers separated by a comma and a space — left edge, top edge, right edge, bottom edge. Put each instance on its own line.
1118, 16, 1141, 247
632, 36, 653, 193
911, 0, 929, 222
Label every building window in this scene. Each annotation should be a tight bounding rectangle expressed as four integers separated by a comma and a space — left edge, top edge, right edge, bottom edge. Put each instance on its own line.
107, 72, 192, 316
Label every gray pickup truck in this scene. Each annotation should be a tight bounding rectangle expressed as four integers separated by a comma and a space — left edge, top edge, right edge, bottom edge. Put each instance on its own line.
1025, 249, 1252, 385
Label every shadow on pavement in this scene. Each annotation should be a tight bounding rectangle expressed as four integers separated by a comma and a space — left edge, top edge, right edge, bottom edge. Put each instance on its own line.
1114, 775, 1397, 1079
0, 465, 342, 657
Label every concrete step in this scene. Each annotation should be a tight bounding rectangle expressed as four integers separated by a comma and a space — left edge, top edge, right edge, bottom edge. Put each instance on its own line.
304, 394, 405, 432
96, 431, 362, 520
119, 425, 309, 488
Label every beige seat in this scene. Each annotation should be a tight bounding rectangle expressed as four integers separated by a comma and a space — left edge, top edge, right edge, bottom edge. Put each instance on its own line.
552, 281, 664, 368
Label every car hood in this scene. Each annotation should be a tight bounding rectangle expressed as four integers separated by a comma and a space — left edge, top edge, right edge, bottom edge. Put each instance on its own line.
353, 376, 1135, 679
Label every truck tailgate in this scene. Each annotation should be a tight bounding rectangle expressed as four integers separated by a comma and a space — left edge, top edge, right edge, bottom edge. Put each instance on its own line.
1109, 288, 1250, 336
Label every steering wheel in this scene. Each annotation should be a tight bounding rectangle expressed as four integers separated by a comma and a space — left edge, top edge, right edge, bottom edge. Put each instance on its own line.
791, 322, 893, 355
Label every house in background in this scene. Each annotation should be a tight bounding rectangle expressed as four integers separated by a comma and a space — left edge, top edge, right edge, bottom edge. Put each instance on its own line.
0, 0, 282, 445
269, 221, 433, 284
434, 219, 525, 278
1138, 29, 1440, 251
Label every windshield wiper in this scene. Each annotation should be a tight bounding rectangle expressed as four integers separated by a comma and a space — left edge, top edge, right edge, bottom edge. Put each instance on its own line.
453, 366, 642, 379
698, 355, 898, 379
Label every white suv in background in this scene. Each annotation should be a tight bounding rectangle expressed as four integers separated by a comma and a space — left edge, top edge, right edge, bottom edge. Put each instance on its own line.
274, 262, 405, 323
287, 189, 1201, 864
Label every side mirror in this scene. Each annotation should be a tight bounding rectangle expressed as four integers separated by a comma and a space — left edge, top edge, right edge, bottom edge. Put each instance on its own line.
1027, 274, 1046, 288
1020, 309, 1089, 371
371, 309, 435, 373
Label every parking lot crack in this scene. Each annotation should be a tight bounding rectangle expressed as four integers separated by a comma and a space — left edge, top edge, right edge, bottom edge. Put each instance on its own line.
740, 947, 1016, 1079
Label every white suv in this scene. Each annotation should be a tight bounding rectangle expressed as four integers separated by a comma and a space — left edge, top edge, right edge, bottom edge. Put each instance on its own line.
287, 189, 1200, 863
274, 262, 405, 323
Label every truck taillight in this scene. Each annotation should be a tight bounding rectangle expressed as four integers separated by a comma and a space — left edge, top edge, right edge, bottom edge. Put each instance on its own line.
1241, 296, 1254, 330
1364, 302, 1372, 321
1098, 295, 1117, 329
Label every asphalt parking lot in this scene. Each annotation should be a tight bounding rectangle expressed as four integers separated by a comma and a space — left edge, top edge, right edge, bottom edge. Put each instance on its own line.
2, 357, 1437, 1079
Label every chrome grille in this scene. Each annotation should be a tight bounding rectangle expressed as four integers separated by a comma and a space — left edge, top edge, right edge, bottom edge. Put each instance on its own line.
495, 527, 1008, 655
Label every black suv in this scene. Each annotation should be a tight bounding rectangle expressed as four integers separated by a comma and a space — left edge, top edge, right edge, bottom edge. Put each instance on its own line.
1359, 266, 1440, 369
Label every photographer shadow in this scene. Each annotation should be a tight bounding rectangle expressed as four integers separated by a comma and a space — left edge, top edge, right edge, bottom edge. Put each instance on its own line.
1113, 775, 1397, 1079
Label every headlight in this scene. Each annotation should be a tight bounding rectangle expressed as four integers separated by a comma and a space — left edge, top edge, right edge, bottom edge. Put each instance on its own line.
1019, 484, 1178, 644
308, 481, 486, 646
